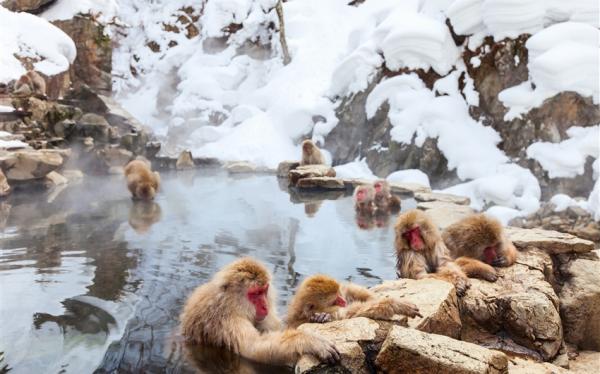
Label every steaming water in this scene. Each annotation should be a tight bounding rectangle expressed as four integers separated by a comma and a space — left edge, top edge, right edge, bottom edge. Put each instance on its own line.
0, 170, 416, 373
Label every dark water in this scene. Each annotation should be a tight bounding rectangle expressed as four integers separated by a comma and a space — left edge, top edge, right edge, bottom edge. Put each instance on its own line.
0, 170, 416, 373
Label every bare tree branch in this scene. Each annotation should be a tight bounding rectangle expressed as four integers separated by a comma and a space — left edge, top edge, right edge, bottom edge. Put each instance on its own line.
275, 0, 291, 65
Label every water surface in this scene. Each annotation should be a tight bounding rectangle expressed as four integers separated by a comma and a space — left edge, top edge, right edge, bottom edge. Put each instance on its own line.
0, 170, 415, 373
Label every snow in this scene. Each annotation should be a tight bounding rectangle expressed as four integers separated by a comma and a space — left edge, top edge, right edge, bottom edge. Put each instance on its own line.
42, 0, 118, 23
550, 194, 586, 212
0, 131, 28, 149
0, 7, 76, 82
0, 105, 14, 113
527, 126, 599, 179
386, 169, 431, 188
334, 159, 377, 180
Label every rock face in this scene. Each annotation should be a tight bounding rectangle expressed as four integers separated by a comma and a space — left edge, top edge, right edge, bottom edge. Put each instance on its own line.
506, 227, 595, 254
557, 252, 600, 351
460, 248, 562, 361
376, 326, 508, 374
371, 279, 461, 339
1, 0, 55, 13
570, 351, 600, 374
288, 165, 336, 186
0, 169, 10, 196
296, 177, 345, 190
0, 149, 66, 180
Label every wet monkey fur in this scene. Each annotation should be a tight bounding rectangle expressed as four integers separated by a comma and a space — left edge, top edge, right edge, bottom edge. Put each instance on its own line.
180, 258, 340, 365
442, 214, 518, 282
124, 160, 160, 201
300, 140, 325, 166
373, 180, 400, 213
394, 209, 470, 296
353, 185, 376, 214
287, 274, 420, 328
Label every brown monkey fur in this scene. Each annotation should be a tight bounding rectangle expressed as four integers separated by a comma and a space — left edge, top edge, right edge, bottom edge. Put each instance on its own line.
287, 274, 420, 328
442, 213, 517, 282
14, 71, 46, 97
300, 140, 325, 165
353, 185, 375, 214
373, 180, 400, 213
394, 209, 470, 296
124, 160, 160, 201
180, 258, 340, 365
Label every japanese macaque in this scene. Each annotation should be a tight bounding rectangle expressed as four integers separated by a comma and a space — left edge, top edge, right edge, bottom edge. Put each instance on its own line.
300, 140, 325, 166
442, 214, 518, 282
287, 274, 420, 328
124, 160, 160, 201
394, 209, 470, 296
373, 180, 401, 213
180, 258, 340, 365
128, 201, 162, 234
13, 70, 46, 97
353, 185, 375, 214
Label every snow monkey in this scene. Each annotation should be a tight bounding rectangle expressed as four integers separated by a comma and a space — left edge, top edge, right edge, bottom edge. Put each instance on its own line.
124, 160, 160, 201
394, 209, 470, 296
300, 139, 325, 165
353, 185, 375, 214
180, 258, 340, 365
286, 274, 420, 328
442, 214, 518, 282
13, 70, 46, 97
373, 180, 401, 213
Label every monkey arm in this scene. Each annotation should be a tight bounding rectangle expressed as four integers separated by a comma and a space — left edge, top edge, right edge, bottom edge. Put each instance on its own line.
426, 262, 471, 296
341, 283, 374, 302
233, 319, 339, 365
495, 239, 517, 267
454, 257, 498, 282
342, 296, 420, 320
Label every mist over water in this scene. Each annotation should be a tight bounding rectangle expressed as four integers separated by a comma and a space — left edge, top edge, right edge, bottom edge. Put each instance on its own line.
0, 170, 415, 373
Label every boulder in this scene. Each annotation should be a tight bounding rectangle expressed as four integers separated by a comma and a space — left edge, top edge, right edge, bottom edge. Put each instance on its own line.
176, 150, 194, 169
277, 160, 299, 177
75, 113, 113, 143
371, 279, 461, 339
296, 318, 382, 374
508, 356, 570, 374
414, 191, 471, 205
1, 0, 55, 13
289, 165, 336, 185
0, 149, 65, 180
376, 326, 508, 374
570, 351, 600, 374
100, 147, 133, 168
296, 177, 346, 190
389, 182, 431, 194
506, 227, 594, 254
0, 169, 10, 197
44, 171, 68, 187
557, 252, 600, 350
417, 201, 475, 229
226, 161, 257, 174
460, 248, 563, 360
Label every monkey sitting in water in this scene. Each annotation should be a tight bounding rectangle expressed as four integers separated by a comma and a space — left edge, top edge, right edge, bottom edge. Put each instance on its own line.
373, 180, 400, 213
124, 160, 160, 201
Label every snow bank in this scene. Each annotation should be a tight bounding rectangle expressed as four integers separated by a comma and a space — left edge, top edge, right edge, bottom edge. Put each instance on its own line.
386, 169, 431, 188
0, 131, 28, 149
0, 7, 76, 82
42, 0, 118, 23
527, 126, 599, 179
334, 159, 377, 180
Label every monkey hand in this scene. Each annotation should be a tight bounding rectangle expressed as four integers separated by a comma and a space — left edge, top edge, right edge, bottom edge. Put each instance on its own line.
309, 312, 333, 324
492, 255, 508, 267
307, 336, 341, 365
481, 268, 499, 282
454, 277, 471, 297
395, 300, 422, 318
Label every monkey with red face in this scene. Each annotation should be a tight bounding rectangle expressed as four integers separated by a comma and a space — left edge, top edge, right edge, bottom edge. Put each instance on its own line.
373, 180, 400, 213
442, 214, 518, 282
394, 209, 470, 296
353, 185, 375, 215
180, 258, 340, 365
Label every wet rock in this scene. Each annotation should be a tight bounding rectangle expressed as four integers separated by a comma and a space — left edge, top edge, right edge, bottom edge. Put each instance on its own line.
414, 191, 470, 205
296, 177, 345, 190
83, 136, 94, 147
460, 248, 562, 360
570, 351, 600, 374
61, 169, 83, 183
1, 0, 55, 13
176, 150, 194, 169
99, 147, 133, 168
389, 182, 431, 194
276, 160, 299, 177
376, 326, 508, 374
44, 171, 67, 187
226, 161, 257, 174
296, 317, 381, 374
75, 113, 113, 143
371, 278, 461, 339
506, 227, 594, 254
0, 169, 10, 197
417, 201, 475, 229
288, 165, 336, 186
558, 252, 600, 351
0, 149, 65, 180
508, 356, 570, 374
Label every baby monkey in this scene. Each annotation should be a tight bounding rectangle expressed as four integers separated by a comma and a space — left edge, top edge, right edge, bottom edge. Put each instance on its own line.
124, 160, 161, 201
373, 180, 400, 213
287, 274, 420, 328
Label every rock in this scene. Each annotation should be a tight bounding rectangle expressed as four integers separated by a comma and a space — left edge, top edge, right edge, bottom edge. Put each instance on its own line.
0, 169, 10, 197
570, 351, 600, 374
0, 149, 64, 180
226, 161, 257, 174
75, 113, 113, 143
341, 178, 375, 189
296, 177, 345, 190
61, 169, 84, 183
371, 279, 462, 339
83, 137, 94, 147
296, 317, 382, 374
460, 248, 563, 360
1, 0, 55, 13
44, 171, 68, 187
176, 150, 194, 169
376, 326, 508, 374
276, 160, 299, 177
508, 356, 570, 374
389, 182, 432, 194
100, 147, 133, 167
53, 119, 75, 138
506, 227, 594, 254
288, 165, 336, 185
417, 201, 475, 229
414, 191, 470, 205
558, 252, 600, 350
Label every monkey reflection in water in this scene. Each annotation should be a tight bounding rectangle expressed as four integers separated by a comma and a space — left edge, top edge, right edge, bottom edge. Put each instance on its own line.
129, 201, 162, 234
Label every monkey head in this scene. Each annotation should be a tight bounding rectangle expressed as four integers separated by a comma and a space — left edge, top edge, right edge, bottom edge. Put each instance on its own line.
353, 185, 375, 207
395, 209, 439, 253
302, 139, 316, 153
135, 183, 156, 201
293, 275, 346, 319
